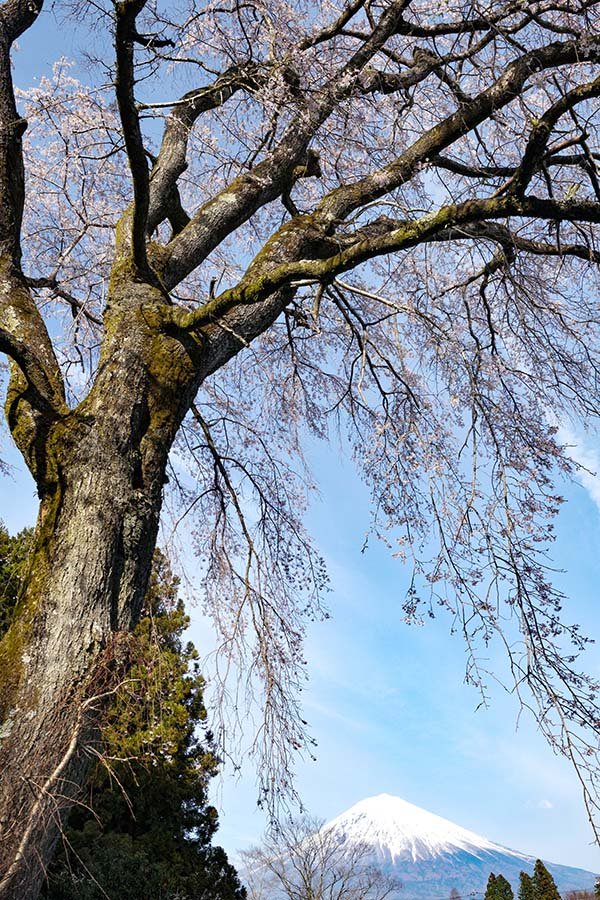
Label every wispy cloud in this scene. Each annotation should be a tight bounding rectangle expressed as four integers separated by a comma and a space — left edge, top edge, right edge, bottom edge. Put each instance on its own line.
557, 423, 600, 511
301, 697, 372, 733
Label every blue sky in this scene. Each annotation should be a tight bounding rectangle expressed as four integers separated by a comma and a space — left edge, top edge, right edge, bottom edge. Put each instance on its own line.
3, 2, 600, 877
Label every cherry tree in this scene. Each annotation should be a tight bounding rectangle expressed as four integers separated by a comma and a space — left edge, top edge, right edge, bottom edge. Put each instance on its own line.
0, 0, 599, 896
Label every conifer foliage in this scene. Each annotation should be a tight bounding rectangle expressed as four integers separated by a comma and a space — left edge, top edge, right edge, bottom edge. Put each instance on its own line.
486, 873, 498, 900
0, 525, 246, 900
490, 860, 564, 900
486, 873, 515, 900
532, 861, 562, 900
0, 523, 33, 638
497, 876, 516, 900
519, 872, 536, 900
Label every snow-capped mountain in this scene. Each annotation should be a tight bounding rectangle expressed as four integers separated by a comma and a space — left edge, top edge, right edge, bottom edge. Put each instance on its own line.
324, 794, 504, 863
321, 794, 598, 899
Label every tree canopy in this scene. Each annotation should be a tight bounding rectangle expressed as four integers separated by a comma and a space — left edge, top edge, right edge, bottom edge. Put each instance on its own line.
1, 0, 600, 892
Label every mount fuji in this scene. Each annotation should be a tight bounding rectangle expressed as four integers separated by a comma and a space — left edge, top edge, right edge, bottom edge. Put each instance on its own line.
321, 794, 598, 899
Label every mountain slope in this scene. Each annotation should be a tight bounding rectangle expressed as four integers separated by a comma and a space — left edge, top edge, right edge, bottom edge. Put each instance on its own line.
322, 794, 598, 899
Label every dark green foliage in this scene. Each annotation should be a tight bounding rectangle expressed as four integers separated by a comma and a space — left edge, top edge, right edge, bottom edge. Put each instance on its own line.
496, 875, 515, 900
0, 526, 245, 900
43, 548, 246, 900
520, 872, 536, 900
0, 521, 33, 637
486, 872, 514, 900
533, 860, 561, 900
486, 874, 498, 900
489, 860, 562, 900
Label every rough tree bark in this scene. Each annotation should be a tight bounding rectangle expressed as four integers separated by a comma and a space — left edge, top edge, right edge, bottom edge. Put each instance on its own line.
0, 281, 185, 895
0, 4, 206, 893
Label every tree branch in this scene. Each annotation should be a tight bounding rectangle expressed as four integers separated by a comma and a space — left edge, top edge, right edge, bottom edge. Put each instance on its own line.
0, 0, 44, 265
162, 0, 417, 289
114, 0, 151, 275
0, 0, 43, 42
506, 73, 600, 196
146, 63, 263, 236
433, 221, 600, 264
430, 147, 598, 180
0, 1, 64, 398
298, 0, 367, 50
165, 194, 600, 333
0, 0, 67, 482
316, 36, 600, 225
26, 276, 103, 326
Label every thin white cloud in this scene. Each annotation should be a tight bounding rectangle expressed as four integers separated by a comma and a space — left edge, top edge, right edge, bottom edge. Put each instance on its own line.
557, 423, 600, 511
537, 799, 554, 810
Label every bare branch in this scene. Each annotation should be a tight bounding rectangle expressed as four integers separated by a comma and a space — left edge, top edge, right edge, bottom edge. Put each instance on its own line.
26, 276, 103, 326
113, 0, 151, 274
316, 37, 600, 225
146, 63, 263, 235
507, 73, 600, 195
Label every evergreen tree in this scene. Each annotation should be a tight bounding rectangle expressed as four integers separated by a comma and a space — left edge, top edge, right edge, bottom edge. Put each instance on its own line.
533, 860, 562, 900
486, 873, 514, 900
496, 875, 515, 900
486, 874, 498, 900
520, 872, 536, 900
43, 547, 246, 900
0, 525, 245, 900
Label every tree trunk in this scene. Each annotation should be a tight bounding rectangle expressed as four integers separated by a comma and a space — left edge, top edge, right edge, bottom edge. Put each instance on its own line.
0, 283, 193, 899
0, 434, 162, 896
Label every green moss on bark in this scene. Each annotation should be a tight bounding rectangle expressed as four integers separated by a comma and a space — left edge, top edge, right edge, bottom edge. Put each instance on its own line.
0, 428, 64, 723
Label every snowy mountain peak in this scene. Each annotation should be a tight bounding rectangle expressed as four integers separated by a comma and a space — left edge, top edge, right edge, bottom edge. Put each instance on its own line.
246, 794, 598, 900
295, 795, 600, 899
323, 794, 515, 863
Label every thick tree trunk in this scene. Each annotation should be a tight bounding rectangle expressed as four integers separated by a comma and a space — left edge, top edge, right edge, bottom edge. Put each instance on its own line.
0, 282, 195, 898
0, 432, 163, 896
